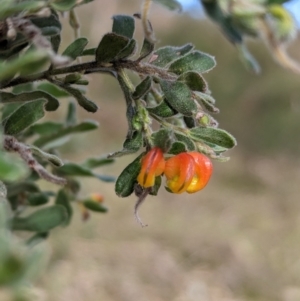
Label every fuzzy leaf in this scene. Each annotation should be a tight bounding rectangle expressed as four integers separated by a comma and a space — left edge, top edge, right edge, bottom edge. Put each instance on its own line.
115, 154, 143, 197
57, 163, 115, 182
147, 99, 177, 118
151, 128, 173, 151
168, 141, 187, 155
11, 205, 68, 232
62, 38, 88, 61
115, 39, 137, 60
112, 15, 135, 39
160, 80, 197, 116
139, 38, 155, 60
31, 11, 62, 36
189, 127, 237, 149
96, 33, 130, 63
132, 76, 152, 100
82, 157, 114, 169
37, 83, 70, 98
169, 51, 216, 74
27, 193, 49, 206
3, 100, 46, 135
55, 189, 73, 226
151, 44, 194, 67
179, 71, 208, 93
0, 91, 60, 111
174, 132, 196, 151
51, 0, 77, 11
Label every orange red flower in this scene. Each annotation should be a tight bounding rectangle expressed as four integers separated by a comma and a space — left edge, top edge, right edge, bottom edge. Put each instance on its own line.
137, 147, 165, 188
137, 148, 213, 194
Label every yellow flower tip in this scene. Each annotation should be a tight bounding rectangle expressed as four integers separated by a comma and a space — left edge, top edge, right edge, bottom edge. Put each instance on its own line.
137, 147, 165, 188
90, 193, 104, 203
164, 153, 195, 194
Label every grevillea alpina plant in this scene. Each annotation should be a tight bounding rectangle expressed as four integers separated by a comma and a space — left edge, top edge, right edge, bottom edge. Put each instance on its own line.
8, 0, 300, 296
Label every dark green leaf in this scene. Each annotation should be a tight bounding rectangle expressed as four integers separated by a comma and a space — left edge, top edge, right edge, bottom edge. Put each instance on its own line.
132, 76, 152, 100
11, 205, 68, 232
151, 44, 194, 67
55, 189, 73, 225
189, 127, 237, 149
3, 100, 46, 135
27, 122, 63, 136
34, 120, 98, 148
112, 15, 135, 39
82, 157, 114, 169
31, 12, 62, 36
26, 232, 49, 247
179, 71, 208, 93
95, 33, 130, 63
28, 193, 49, 206
51, 35, 61, 53
57, 163, 115, 182
151, 128, 173, 151
37, 82, 70, 98
168, 141, 187, 155
194, 92, 219, 113
169, 51, 216, 74
147, 99, 177, 118
115, 154, 143, 197
6, 182, 40, 198
160, 80, 197, 116
59, 85, 98, 112
81, 48, 96, 56
115, 39, 137, 60
174, 132, 196, 151
30, 146, 64, 167
62, 38, 88, 61
139, 38, 155, 60
0, 90, 60, 111
83, 200, 108, 213
109, 131, 143, 158
66, 101, 77, 126
64, 73, 82, 84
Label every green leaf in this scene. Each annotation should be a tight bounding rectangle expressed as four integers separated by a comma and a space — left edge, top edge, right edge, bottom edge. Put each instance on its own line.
115, 154, 143, 197
64, 73, 82, 84
179, 71, 208, 93
0, 152, 28, 182
0, 51, 49, 81
112, 15, 135, 39
59, 85, 98, 112
26, 232, 49, 247
31, 11, 62, 36
109, 131, 143, 158
169, 51, 216, 74
132, 76, 152, 100
188, 127, 237, 149
151, 44, 194, 67
81, 48, 96, 56
27, 193, 49, 206
30, 146, 64, 167
55, 189, 73, 226
27, 122, 63, 136
57, 163, 115, 182
6, 182, 40, 198
37, 82, 70, 98
0, 90, 60, 111
0, 1, 46, 20
153, 0, 182, 12
3, 100, 47, 135
66, 101, 77, 126
151, 128, 173, 151
83, 200, 108, 213
34, 120, 99, 148
160, 80, 197, 116
194, 92, 219, 114
62, 38, 88, 61
147, 99, 177, 118
95, 33, 130, 63
139, 38, 155, 60
174, 132, 196, 151
11, 205, 68, 232
114, 39, 137, 60
82, 157, 114, 169
168, 141, 187, 155
51, 0, 77, 11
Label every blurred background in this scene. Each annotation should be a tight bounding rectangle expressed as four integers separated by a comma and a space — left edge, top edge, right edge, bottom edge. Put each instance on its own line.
37, 1, 300, 300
